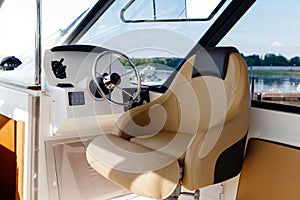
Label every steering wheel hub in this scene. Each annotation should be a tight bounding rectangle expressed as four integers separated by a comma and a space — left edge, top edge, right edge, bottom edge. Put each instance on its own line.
103, 72, 121, 90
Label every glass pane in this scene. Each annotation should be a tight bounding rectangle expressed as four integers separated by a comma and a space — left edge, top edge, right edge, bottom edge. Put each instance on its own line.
122, 0, 224, 22
186, 0, 222, 18
123, 0, 154, 21
155, 0, 186, 19
220, 0, 300, 106
0, 0, 36, 84
0, 0, 96, 85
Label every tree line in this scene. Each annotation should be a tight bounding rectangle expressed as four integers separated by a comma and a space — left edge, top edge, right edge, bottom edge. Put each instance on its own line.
121, 57, 183, 70
242, 53, 300, 66
122, 53, 300, 69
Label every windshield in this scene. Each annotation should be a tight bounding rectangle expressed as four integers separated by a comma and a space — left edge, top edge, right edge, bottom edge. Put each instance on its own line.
0, 0, 97, 85
75, 0, 229, 86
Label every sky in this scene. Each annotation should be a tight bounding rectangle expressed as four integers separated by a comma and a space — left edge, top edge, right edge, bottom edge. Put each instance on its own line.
220, 0, 300, 58
1, 0, 300, 60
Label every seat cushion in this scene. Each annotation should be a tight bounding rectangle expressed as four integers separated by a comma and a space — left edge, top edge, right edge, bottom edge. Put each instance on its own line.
130, 131, 194, 164
86, 134, 179, 199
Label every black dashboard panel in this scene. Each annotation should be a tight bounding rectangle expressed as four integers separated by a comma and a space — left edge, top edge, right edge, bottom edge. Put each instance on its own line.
51, 45, 107, 53
68, 91, 85, 106
123, 87, 150, 111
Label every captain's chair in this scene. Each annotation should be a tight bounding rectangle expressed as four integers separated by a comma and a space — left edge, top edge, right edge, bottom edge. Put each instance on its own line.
86, 47, 250, 199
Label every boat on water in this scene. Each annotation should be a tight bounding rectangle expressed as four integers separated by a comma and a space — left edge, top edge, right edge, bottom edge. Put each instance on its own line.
1, 0, 300, 200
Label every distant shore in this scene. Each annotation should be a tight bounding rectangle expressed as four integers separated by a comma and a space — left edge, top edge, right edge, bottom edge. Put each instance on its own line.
249, 70, 300, 76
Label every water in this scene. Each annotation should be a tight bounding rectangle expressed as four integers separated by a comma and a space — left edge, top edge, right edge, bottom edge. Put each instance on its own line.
251, 75, 300, 93
133, 68, 300, 93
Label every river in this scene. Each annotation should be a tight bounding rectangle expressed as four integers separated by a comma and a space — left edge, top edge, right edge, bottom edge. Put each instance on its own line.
138, 68, 300, 93
251, 75, 300, 93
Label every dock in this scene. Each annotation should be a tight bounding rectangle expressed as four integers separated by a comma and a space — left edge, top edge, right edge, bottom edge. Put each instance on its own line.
254, 92, 300, 106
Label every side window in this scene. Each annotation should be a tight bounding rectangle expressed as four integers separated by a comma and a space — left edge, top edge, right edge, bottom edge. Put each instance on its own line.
219, 1, 300, 106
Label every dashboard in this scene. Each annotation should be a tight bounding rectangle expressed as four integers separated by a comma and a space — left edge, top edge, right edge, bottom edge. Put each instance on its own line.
43, 45, 149, 136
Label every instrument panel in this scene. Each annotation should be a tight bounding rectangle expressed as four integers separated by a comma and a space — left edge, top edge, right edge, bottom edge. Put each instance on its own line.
43, 45, 149, 136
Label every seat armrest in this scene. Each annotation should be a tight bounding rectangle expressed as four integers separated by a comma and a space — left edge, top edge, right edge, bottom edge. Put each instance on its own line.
112, 90, 173, 139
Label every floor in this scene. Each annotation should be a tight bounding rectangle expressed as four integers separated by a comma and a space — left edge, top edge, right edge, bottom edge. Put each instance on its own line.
50, 140, 222, 200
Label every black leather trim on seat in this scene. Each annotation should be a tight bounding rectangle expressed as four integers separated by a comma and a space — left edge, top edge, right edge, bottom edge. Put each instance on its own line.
192, 47, 238, 79
213, 133, 247, 184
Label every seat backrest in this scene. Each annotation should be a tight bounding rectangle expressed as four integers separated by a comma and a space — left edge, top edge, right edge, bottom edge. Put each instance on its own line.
176, 47, 250, 190
236, 138, 300, 200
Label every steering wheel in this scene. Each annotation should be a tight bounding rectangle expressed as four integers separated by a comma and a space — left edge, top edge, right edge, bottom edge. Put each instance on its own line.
92, 50, 141, 106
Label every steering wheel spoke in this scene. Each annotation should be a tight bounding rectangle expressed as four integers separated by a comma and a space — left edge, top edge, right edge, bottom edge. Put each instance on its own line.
120, 69, 135, 77
109, 52, 112, 74
96, 71, 106, 80
115, 85, 134, 99
92, 50, 141, 106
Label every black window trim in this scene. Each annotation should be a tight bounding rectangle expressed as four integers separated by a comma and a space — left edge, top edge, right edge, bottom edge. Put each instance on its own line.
251, 100, 300, 115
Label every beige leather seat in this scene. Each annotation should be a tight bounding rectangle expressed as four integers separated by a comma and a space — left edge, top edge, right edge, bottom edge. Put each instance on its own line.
86, 47, 250, 199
